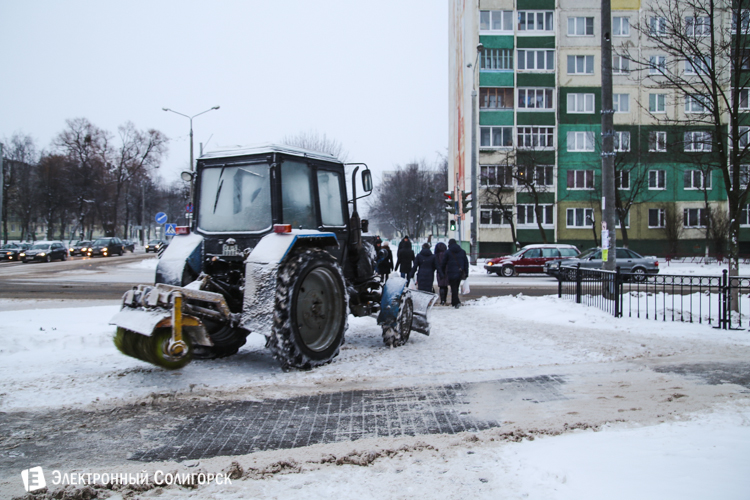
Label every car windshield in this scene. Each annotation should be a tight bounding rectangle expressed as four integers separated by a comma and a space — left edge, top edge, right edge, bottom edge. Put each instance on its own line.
30, 243, 51, 250
92, 239, 110, 246
148, 240, 160, 244
198, 163, 272, 233
577, 248, 600, 260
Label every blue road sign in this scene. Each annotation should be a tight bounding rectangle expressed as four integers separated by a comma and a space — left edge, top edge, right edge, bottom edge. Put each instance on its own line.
165, 223, 177, 237
155, 212, 168, 224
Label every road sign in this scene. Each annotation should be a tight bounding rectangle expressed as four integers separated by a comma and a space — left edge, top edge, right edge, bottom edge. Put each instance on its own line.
186, 203, 193, 213
155, 212, 168, 224
165, 223, 177, 237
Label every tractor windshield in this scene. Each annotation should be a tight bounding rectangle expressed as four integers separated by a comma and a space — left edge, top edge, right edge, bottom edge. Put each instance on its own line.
198, 164, 272, 233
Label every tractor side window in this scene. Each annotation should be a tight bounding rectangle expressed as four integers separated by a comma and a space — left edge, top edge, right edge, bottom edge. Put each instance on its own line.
282, 161, 318, 229
317, 170, 345, 226
198, 164, 272, 232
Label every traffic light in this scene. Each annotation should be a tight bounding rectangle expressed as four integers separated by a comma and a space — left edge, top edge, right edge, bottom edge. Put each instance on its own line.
443, 191, 456, 214
449, 219, 456, 231
461, 191, 472, 212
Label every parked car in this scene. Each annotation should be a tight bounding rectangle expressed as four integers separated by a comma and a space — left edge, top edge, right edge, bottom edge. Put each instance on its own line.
484, 244, 580, 277
69, 240, 93, 256
545, 247, 660, 281
1, 242, 30, 261
122, 240, 136, 252
145, 239, 168, 253
20, 241, 69, 263
87, 237, 125, 257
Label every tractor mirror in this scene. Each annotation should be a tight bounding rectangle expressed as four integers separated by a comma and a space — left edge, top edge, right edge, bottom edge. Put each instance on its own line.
361, 170, 373, 193
361, 219, 369, 233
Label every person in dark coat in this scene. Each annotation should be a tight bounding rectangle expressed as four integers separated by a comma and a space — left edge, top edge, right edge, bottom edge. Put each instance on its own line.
411, 243, 437, 292
394, 236, 415, 284
439, 238, 469, 308
434, 241, 449, 305
376, 241, 394, 282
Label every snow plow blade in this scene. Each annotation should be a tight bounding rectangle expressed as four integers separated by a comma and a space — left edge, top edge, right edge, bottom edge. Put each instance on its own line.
377, 278, 437, 336
110, 284, 240, 369
407, 289, 438, 335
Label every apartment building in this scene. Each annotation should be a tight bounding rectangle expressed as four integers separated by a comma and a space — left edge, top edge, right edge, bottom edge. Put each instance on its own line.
449, 0, 748, 257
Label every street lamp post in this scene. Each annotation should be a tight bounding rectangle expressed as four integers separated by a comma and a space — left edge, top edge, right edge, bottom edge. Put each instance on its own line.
162, 106, 220, 217
469, 43, 484, 266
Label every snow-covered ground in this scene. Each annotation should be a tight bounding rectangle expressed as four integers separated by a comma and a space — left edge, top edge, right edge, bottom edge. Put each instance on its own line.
2, 259, 749, 499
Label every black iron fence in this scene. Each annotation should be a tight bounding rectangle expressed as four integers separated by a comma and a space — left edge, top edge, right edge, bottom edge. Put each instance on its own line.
556, 265, 750, 329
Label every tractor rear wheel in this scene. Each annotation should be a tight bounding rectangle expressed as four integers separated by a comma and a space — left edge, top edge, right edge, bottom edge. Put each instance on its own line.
267, 248, 348, 370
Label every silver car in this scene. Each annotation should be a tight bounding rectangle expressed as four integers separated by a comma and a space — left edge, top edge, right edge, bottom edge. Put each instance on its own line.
545, 247, 659, 281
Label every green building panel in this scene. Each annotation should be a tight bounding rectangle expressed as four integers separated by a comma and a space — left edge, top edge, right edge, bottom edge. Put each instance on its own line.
516, 228, 555, 244
517, 192, 555, 204
516, 36, 555, 49
479, 35, 514, 49
518, 150, 555, 164
479, 72, 514, 87
517, 0, 555, 11
480, 111, 514, 126
517, 112, 555, 125
517, 73, 554, 87
558, 87, 601, 125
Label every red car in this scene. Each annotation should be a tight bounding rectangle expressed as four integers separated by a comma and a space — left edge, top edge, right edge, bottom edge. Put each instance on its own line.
484, 244, 580, 277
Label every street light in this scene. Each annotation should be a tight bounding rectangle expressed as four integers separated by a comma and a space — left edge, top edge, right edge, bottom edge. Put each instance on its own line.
469, 43, 483, 266
162, 106, 220, 215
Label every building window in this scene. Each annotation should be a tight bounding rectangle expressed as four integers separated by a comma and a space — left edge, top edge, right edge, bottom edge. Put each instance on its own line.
616, 169, 631, 189
649, 55, 667, 74
568, 17, 594, 36
683, 208, 708, 228
649, 16, 667, 36
567, 55, 595, 74
684, 170, 711, 190
567, 131, 595, 152
480, 126, 513, 148
567, 170, 595, 189
567, 207, 594, 227
649, 169, 667, 189
518, 11, 554, 32
480, 165, 513, 187
567, 93, 595, 113
480, 10, 514, 31
518, 204, 554, 226
649, 208, 666, 228
685, 57, 710, 75
738, 89, 750, 110
480, 88, 514, 109
615, 212, 630, 229
517, 165, 554, 186
481, 49, 514, 70
517, 127, 554, 148
685, 95, 708, 113
737, 126, 750, 149
649, 93, 666, 113
613, 16, 630, 36
480, 206, 512, 225
614, 131, 631, 152
613, 55, 630, 74
730, 165, 750, 188
518, 49, 555, 71
685, 16, 710, 36
613, 93, 630, 112
733, 9, 750, 34
649, 131, 667, 152
684, 131, 712, 151
517, 88, 554, 110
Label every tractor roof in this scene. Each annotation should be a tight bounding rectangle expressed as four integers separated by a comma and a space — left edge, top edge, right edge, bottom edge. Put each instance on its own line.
200, 143, 342, 164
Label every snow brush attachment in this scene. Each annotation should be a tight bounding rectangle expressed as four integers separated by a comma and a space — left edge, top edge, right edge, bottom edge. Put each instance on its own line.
115, 326, 193, 370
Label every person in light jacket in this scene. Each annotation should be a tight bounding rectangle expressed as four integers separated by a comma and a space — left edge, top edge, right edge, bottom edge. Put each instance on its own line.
439, 238, 469, 308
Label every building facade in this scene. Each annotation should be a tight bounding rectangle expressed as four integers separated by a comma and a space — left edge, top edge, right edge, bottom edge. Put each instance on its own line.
449, 0, 749, 258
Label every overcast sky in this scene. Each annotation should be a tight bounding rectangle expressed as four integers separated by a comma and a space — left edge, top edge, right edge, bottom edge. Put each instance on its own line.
0, 0, 448, 185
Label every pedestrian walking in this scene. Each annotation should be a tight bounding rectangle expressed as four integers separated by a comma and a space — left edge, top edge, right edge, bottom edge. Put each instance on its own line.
434, 241, 449, 305
376, 241, 394, 282
394, 236, 415, 284
439, 238, 469, 309
411, 243, 437, 292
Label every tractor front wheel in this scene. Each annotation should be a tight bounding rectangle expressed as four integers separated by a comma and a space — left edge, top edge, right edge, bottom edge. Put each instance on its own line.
267, 248, 348, 370
382, 295, 413, 347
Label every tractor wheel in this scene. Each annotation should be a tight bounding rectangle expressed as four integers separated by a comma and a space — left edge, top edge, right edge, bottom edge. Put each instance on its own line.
501, 265, 515, 277
382, 295, 413, 347
267, 248, 348, 370
114, 327, 193, 370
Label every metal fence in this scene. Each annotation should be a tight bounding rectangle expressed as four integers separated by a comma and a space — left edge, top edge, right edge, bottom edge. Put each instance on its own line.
556, 265, 750, 329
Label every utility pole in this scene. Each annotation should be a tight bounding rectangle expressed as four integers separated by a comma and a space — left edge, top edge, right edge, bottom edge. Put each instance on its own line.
601, 0, 617, 270
470, 43, 484, 266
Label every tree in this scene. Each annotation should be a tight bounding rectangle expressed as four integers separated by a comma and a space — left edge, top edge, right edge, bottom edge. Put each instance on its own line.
368, 159, 448, 239
37, 154, 71, 239
619, 0, 750, 279
479, 157, 519, 251
1, 133, 38, 242
282, 130, 348, 161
